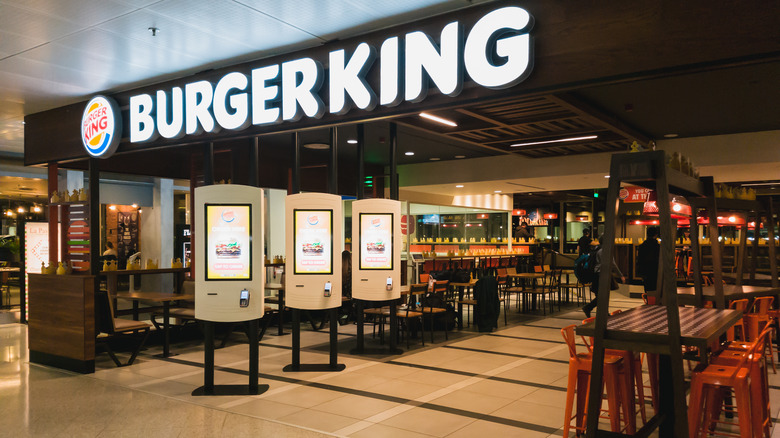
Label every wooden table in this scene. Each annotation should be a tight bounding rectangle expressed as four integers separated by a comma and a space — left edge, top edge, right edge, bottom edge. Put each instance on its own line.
723, 273, 779, 287
677, 284, 780, 307
116, 291, 195, 357
577, 304, 742, 365
101, 267, 190, 295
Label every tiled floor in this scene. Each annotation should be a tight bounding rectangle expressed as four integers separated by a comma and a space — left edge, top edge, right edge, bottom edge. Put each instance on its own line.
3, 292, 780, 437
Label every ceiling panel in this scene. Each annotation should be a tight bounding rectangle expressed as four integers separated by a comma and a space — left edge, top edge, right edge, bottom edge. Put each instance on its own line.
0, 4, 84, 49
147, 0, 315, 51
2, 0, 144, 28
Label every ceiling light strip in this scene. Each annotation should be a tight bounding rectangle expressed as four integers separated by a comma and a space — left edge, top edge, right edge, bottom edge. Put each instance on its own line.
419, 112, 457, 127
510, 135, 598, 148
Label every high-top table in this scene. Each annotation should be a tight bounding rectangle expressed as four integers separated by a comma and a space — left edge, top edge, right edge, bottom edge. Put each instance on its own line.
115, 291, 195, 357
577, 304, 742, 365
677, 284, 780, 307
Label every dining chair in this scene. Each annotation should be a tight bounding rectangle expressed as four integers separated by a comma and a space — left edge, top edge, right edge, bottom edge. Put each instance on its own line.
95, 290, 151, 367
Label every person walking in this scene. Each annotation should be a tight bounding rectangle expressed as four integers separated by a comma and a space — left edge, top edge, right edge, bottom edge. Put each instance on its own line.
577, 228, 592, 255
636, 228, 660, 293
582, 235, 625, 318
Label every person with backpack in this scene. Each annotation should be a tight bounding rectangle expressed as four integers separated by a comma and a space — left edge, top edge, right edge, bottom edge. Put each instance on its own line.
636, 228, 660, 293
582, 235, 625, 318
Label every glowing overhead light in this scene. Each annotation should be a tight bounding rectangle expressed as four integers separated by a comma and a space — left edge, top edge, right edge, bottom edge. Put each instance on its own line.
604, 175, 610, 178
494, 190, 502, 193
108, 205, 117, 211
132, 203, 138, 208
419, 112, 457, 127
405, 151, 415, 156
32, 205, 42, 213
347, 139, 358, 144
455, 155, 465, 159
456, 185, 464, 188
17, 207, 25, 214
511, 135, 598, 148
664, 133, 678, 138
429, 157, 440, 161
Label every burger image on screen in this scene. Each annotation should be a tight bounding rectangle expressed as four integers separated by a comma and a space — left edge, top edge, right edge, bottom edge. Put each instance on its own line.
215, 239, 241, 258
302, 241, 324, 254
366, 240, 385, 254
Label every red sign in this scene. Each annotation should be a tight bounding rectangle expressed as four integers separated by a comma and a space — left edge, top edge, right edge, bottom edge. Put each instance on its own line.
543, 213, 558, 220
401, 215, 415, 235
620, 186, 653, 203
512, 209, 526, 216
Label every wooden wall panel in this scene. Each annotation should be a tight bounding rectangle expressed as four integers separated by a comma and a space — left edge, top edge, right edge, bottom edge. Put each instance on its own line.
28, 274, 95, 362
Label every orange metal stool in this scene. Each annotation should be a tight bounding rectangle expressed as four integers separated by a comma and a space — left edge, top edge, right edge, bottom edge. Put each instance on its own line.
561, 325, 632, 437
718, 325, 773, 437
688, 331, 761, 438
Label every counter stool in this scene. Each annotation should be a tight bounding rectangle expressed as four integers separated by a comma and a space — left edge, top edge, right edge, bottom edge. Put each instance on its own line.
562, 324, 633, 436
583, 315, 646, 426
688, 332, 760, 438
717, 325, 773, 438
727, 299, 750, 342
745, 296, 776, 374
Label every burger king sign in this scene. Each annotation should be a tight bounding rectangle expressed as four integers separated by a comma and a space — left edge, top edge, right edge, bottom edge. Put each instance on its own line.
81, 96, 121, 158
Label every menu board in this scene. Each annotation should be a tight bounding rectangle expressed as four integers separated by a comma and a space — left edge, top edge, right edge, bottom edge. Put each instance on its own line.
205, 204, 252, 281
294, 209, 332, 275
359, 213, 393, 270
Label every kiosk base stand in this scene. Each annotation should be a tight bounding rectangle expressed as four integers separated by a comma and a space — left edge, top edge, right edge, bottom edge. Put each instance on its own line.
192, 320, 269, 396
350, 299, 403, 355
283, 308, 346, 372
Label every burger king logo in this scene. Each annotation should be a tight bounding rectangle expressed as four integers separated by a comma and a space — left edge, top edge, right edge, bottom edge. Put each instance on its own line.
81, 95, 121, 158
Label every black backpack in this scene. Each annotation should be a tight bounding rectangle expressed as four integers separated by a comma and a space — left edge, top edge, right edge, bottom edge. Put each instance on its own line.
574, 248, 598, 284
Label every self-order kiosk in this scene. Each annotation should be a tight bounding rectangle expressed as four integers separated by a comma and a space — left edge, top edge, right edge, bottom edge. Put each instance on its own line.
351, 199, 401, 301
194, 185, 264, 322
285, 193, 343, 309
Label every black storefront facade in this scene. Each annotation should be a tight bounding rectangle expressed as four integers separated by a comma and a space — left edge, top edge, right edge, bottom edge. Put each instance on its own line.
22, 2, 780, 437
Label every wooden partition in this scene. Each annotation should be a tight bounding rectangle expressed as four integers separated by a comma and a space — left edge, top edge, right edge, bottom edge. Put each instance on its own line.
28, 274, 96, 373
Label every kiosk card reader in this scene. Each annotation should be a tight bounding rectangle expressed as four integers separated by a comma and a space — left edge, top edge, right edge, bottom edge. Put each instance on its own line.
239, 289, 250, 307
386, 277, 393, 291
324, 282, 331, 297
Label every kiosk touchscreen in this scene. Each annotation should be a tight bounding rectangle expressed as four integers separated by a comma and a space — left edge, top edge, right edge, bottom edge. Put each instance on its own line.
351, 199, 401, 301
194, 185, 264, 322
285, 193, 342, 309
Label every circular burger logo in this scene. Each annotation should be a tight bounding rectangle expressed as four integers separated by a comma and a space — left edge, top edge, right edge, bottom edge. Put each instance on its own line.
81, 95, 122, 159
221, 209, 236, 223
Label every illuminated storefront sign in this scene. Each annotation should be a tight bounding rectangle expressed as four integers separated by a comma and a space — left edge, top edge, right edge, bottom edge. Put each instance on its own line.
125, 5, 534, 143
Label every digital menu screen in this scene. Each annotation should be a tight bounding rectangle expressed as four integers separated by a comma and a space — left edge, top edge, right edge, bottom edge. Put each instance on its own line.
294, 209, 333, 275
205, 204, 252, 281
359, 213, 393, 270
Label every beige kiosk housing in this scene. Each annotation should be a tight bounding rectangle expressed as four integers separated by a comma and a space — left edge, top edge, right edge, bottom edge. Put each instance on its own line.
194, 185, 265, 322
351, 199, 401, 301
285, 193, 343, 309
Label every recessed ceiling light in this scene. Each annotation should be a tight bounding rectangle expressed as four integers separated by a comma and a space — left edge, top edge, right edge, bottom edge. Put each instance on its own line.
663, 133, 678, 138
494, 190, 502, 193
604, 175, 610, 178
347, 139, 358, 144
455, 155, 465, 159
511, 135, 598, 148
419, 112, 457, 127
303, 143, 330, 150
405, 151, 414, 156
456, 185, 464, 188
429, 157, 440, 161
